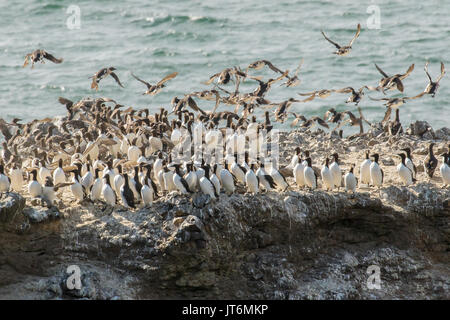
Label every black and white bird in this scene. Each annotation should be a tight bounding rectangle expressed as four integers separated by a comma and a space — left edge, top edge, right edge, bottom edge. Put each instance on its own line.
90, 168, 103, 201
321, 23, 361, 56
256, 162, 276, 191
120, 173, 136, 208
28, 169, 42, 198
102, 173, 116, 206
321, 158, 334, 191
400, 147, 417, 179
293, 156, 305, 189
184, 162, 198, 192
344, 166, 357, 193
423, 61, 445, 97
304, 157, 318, 190
199, 165, 219, 200
245, 163, 259, 194
360, 151, 372, 185
53, 158, 66, 185
70, 169, 85, 202
396, 153, 414, 186
329, 153, 342, 190
220, 162, 235, 195
172, 164, 192, 195
369, 153, 384, 187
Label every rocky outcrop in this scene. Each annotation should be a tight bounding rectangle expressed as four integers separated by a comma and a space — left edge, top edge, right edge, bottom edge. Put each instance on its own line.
0, 186, 448, 300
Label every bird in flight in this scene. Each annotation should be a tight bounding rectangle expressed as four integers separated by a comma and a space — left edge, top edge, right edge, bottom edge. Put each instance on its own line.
90, 67, 124, 91
321, 23, 361, 56
23, 49, 63, 68
131, 72, 178, 96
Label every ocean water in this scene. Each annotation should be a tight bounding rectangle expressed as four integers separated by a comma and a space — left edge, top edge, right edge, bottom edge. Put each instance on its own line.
0, 0, 449, 131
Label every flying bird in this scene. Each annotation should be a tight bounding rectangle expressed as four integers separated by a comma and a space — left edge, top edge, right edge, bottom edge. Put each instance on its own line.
423, 61, 445, 97
281, 58, 304, 87
131, 72, 178, 96
90, 67, 124, 91
374, 63, 415, 94
23, 49, 63, 68
321, 23, 361, 56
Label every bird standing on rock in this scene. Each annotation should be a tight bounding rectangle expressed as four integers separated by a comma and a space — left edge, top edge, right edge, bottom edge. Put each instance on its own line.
424, 143, 438, 179
370, 153, 383, 187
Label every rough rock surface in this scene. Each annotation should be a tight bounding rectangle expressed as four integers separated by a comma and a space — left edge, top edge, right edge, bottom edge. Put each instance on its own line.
0, 125, 449, 300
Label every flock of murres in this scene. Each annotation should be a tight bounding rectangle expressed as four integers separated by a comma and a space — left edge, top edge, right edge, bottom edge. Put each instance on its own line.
0, 24, 450, 210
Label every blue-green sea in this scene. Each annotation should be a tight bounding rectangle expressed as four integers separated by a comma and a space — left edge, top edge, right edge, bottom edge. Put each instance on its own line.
0, 0, 449, 129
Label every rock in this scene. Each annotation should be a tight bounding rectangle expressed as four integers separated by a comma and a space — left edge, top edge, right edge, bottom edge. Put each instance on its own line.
408, 121, 432, 137
22, 206, 60, 223
0, 192, 26, 223
434, 127, 450, 140
381, 157, 395, 166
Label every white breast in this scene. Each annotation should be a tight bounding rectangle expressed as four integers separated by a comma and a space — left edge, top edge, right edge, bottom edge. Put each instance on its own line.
397, 163, 412, 186
344, 172, 357, 192
440, 163, 450, 185
53, 167, 66, 185
220, 169, 235, 194
210, 174, 221, 195
140, 184, 153, 205
70, 178, 84, 201
329, 162, 341, 188
28, 180, 42, 198
245, 170, 259, 194
184, 171, 198, 192
102, 184, 116, 206
304, 167, 317, 189
293, 163, 305, 187
370, 162, 383, 186
81, 171, 94, 190
360, 159, 371, 185
0, 174, 10, 192
270, 167, 288, 190
321, 165, 334, 190
231, 163, 246, 184
199, 177, 216, 199
405, 158, 415, 178
90, 178, 103, 201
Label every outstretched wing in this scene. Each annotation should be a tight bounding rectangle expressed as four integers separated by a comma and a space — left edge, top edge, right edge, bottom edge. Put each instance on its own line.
23, 54, 31, 67
110, 72, 124, 88
374, 63, 389, 77
437, 62, 446, 82
399, 63, 415, 80
424, 61, 432, 82
156, 72, 178, 86
294, 58, 304, 77
43, 51, 63, 64
321, 31, 341, 49
263, 60, 285, 74
335, 87, 354, 94
404, 92, 426, 100
348, 23, 361, 47
131, 73, 151, 89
